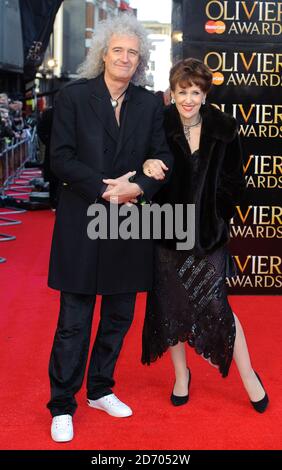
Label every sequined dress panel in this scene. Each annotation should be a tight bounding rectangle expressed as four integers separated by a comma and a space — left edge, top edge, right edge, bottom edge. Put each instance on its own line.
142, 151, 236, 377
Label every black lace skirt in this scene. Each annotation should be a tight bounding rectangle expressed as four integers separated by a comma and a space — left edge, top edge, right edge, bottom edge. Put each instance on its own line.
142, 244, 236, 377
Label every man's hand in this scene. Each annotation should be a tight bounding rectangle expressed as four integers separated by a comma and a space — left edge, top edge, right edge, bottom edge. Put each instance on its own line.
103, 171, 136, 196
102, 171, 142, 204
115, 171, 136, 183
143, 159, 169, 180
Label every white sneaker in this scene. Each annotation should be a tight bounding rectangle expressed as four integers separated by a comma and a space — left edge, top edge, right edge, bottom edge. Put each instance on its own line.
51, 414, 74, 442
87, 393, 133, 418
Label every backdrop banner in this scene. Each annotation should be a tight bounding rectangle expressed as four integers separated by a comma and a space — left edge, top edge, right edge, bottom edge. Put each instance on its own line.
175, 0, 282, 294
183, 0, 282, 44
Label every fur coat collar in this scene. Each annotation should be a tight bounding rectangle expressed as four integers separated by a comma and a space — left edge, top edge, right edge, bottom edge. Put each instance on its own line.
165, 102, 237, 145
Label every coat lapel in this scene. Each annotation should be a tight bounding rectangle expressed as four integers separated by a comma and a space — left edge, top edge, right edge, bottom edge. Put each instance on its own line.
199, 105, 217, 164
87, 75, 119, 142
87, 76, 145, 155
114, 85, 145, 160
166, 105, 190, 157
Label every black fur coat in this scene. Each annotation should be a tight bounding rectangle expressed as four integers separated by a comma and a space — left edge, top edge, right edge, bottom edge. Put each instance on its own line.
155, 103, 246, 255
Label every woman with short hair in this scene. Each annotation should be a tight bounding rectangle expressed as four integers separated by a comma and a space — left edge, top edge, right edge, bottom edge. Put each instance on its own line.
141, 58, 269, 413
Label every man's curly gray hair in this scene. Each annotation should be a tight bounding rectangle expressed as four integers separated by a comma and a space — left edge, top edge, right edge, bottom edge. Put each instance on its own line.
77, 13, 150, 87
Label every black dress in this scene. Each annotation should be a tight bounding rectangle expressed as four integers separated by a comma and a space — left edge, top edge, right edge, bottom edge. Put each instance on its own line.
142, 151, 236, 377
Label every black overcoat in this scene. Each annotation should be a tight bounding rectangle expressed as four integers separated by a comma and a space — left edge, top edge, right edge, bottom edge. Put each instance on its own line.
48, 74, 173, 294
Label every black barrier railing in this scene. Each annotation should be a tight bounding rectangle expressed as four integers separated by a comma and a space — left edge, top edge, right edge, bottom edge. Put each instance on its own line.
0, 128, 37, 194
0, 130, 36, 260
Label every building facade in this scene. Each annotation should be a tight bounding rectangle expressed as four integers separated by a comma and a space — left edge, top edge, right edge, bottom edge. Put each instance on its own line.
0, 0, 23, 93
142, 21, 171, 92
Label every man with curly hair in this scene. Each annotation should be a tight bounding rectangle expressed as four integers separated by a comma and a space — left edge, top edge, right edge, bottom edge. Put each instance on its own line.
47, 14, 173, 442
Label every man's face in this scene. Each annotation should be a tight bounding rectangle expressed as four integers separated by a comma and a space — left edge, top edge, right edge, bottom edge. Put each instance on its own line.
103, 34, 140, 83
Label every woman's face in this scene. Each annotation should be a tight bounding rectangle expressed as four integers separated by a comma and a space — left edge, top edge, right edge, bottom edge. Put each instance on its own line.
171, 82, 206, 121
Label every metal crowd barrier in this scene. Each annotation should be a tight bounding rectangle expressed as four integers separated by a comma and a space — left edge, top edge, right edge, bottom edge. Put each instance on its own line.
0, 129, 36, 260
0, 130, 36, 193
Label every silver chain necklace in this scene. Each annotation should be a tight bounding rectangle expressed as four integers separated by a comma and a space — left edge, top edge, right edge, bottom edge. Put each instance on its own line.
110, 88, 128, 108
183, 116, 202, 140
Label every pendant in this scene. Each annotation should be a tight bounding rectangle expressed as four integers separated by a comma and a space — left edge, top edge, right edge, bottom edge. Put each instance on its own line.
183, 125, 190, 141
111, 99, 118, 108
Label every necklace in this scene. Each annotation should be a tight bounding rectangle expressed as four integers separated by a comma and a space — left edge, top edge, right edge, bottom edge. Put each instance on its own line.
110, 88, 128, 108
183, 116, 202, 141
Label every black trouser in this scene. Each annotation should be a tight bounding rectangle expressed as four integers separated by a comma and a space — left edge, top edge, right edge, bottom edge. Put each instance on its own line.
47, 291, 136, 417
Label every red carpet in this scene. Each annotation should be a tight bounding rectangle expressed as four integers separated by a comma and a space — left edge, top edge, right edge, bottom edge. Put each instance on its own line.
0, 209, 281, 450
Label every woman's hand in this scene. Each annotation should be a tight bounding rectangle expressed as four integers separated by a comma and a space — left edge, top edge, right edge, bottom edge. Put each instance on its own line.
143, 159, 169, 180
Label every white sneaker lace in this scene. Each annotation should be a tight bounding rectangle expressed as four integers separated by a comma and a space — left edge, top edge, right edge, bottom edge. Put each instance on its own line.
54, 415, 72, 429
105, 395, 124, 407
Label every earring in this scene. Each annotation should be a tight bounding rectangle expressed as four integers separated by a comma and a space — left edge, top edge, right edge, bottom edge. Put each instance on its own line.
171, 98, 175, 104
202, 98, 206, 105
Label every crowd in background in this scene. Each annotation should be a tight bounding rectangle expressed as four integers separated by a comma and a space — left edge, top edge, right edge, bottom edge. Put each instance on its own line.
0, 92, 32, 151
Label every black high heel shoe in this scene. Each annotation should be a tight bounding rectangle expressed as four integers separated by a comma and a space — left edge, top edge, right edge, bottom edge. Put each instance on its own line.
250, 371, 269, 413
170, 368, 191, 406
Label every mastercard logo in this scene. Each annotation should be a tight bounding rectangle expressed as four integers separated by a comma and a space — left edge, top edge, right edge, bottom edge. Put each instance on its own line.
212, 72, 224, 85
205, 21, 226, 34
